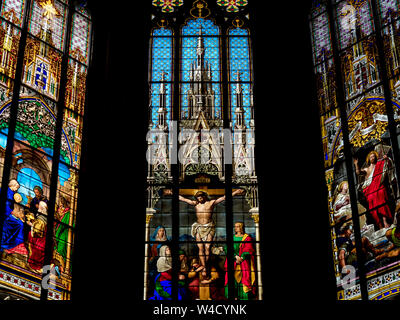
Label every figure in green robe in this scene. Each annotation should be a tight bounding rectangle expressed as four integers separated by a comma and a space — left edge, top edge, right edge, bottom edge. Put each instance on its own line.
224, 222, 256, 300
54, 196, 73, 273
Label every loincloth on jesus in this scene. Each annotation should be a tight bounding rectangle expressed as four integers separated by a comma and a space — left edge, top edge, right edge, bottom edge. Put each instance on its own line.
191, 221, 215, 241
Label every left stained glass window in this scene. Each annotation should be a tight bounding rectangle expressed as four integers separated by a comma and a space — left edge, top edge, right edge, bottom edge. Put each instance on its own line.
0, 0, 91, 300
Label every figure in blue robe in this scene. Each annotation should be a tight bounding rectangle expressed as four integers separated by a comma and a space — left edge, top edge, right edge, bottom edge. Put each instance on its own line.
0, 183, 25, 252
148, 245, 188, 300
148, 270, 188, 300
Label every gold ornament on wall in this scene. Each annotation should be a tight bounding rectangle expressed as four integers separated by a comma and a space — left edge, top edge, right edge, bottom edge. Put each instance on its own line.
232, 17, 244, 28
190, 0, 211, 18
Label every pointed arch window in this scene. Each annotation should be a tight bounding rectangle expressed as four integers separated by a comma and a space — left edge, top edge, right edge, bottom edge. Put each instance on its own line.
0, 0, 92, 300
310, 0, 400, 301
144, 0, 262, 302
150, 27, 173, 128
181, 18, 221, 120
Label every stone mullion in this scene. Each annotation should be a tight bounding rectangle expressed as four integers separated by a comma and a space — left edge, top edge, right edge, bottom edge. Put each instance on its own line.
40, 1, 74, 300
221, 22, 235, 301
170, 18, 181, 301
0, 0, 31, 259
370, 0, 400, 211
326, 0, 368, 300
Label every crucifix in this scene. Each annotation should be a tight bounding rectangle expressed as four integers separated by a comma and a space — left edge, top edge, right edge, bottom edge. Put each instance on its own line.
164, 186, 244, 276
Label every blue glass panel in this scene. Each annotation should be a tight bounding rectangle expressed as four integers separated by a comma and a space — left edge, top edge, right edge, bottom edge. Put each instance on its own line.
153, 28, 172, 36
229, 28, 247, 36
150, 82, 171, 125
181, 18, 219, 36
212, 83, 221, 118
230, 84, 251, 127
0, 131, 7, 149
181, 19, 221, 118
17, 167, 42, 206
229, 28, 251, 128
151, 30, 173, 82
150, 28, 172, 128
58, 161, 71, 187
180, 82, 189, 118
229, 31, 250, 82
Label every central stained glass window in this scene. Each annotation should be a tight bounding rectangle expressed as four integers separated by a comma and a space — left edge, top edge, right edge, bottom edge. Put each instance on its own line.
144, 0, 262, 301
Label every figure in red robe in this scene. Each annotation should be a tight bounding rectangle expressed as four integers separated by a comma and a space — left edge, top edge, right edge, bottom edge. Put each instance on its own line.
27, 201, 47, 272
224, 222, 256, 300
355, 150, 393, 229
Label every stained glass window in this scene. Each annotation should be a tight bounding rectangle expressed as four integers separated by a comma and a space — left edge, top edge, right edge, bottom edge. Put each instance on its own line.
144, 0, 262, 302
0, 0, 25, 82
310, 9, 333, 65
150, 27, 172, 128
0, 0, 91, 300
69, 9, 91, 65
28, 0, 68, 51
310, 0, 400, 300
181, 18, 221, 119
152, 0, 183, 13
217, 0, 248, 13
335, 0, 375, 50
378, 0, 400, 26
228, 27, 251, 129
1, 0, 26, 27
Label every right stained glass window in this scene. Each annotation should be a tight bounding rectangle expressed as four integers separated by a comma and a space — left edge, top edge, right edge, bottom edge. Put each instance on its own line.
310, 0, 400, 300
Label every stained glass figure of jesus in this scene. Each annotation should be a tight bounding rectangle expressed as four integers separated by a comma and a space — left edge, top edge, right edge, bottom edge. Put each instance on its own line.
165, 188, 244, 276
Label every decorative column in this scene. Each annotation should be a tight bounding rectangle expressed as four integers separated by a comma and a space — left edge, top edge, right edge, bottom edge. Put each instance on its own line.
143, 208, 155, 300
250, 207, 262, 300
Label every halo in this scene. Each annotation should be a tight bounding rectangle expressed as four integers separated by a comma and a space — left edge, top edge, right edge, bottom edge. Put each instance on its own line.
193, 189, 208, 197
13, 193, 22, 203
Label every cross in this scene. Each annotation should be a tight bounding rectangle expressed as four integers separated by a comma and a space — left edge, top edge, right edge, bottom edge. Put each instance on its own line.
234, 70, 242, 82
160, 71, 168, 81
165, 187, 242, 197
